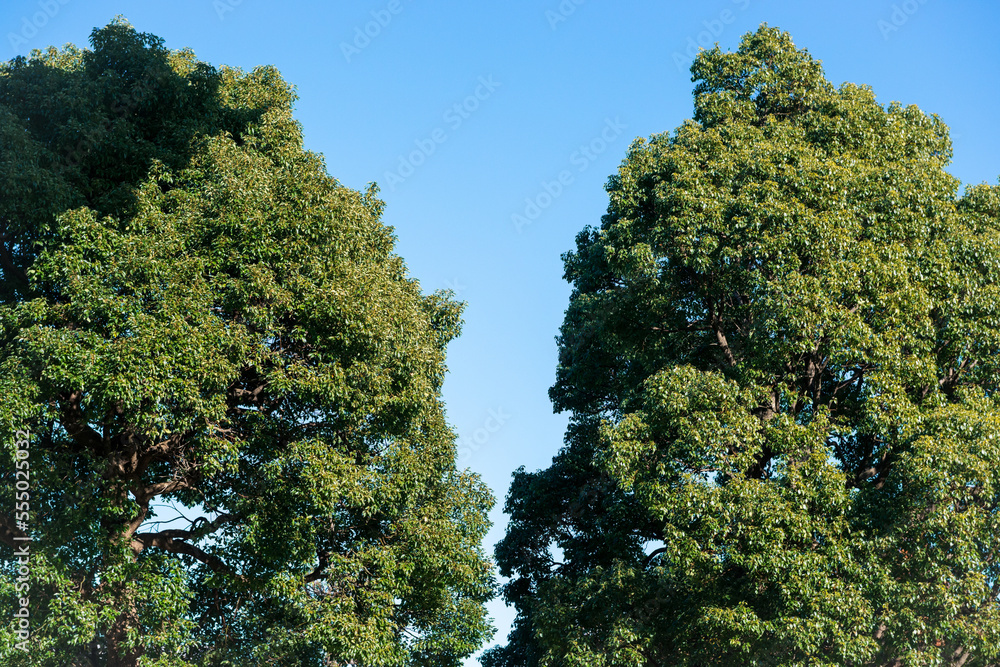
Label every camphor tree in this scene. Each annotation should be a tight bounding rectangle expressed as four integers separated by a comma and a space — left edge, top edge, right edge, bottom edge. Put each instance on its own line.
0, 19, 494, 667
485, 25, 1000, 667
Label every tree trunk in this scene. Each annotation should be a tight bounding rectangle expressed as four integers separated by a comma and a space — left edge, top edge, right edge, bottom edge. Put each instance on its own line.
106, 595, 143, 667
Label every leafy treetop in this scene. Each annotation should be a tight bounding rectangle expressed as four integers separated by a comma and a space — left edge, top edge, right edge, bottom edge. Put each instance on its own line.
486, 24, 1000, 667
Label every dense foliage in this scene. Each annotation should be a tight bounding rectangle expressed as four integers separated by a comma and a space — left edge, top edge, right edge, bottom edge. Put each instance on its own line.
486, 25, 1000, 667
0, 19, 494, 667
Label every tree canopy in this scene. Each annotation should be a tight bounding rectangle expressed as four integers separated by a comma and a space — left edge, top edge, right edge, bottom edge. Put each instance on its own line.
0, 19, 494, 667
486, 25, 1000, 667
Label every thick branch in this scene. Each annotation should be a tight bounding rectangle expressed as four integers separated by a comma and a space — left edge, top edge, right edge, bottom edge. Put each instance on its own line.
305, 550, 330, 583
940, 358, 977, 394
642, 546, 668, 568
60, 390, 105, 453
132, 532, 245, 582
714, 325, 737, 366
831, 365, 870, 397
848, 443, 893, 489
746, 444, 774, 479
123, 503, 149, 542
801, 352, 827, 405
752, 388, 779, 422
707, 297, 737, 367
226, 371, 270, 409
150, 513, 238, 542
135, 432, 185, 473
134, 478, 197, 504
0, 512, 30, 547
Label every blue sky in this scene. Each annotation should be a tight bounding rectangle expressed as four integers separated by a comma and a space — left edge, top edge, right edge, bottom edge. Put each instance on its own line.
4, 0, 999, 662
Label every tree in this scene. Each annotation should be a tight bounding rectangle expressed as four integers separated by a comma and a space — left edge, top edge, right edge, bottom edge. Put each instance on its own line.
0, 19, 494, 667
485, 25, 1000, 667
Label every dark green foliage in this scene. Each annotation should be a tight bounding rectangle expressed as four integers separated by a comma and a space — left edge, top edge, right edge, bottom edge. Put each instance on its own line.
0, 19, 494, 667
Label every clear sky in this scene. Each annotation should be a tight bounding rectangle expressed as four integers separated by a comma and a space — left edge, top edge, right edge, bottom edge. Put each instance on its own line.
3, 0, 999, 662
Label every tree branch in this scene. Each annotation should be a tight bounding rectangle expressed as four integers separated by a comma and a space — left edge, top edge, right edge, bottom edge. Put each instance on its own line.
148, 513, 238, 542
940, 358, 977, 394
132, 532, 245, 582
134, 478, 197, 504
642, 546, 668, 568
226, 370, 270, 409
707, 296, 737, 367
305, 550, 330, 583
0, 512, 30, 547
60, 390, 105, 454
